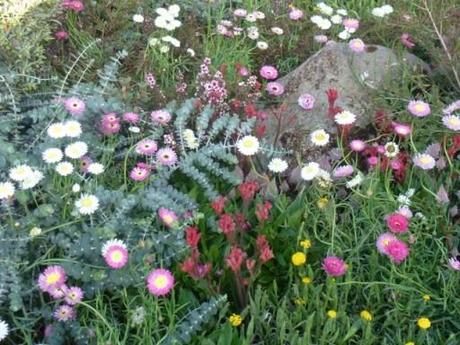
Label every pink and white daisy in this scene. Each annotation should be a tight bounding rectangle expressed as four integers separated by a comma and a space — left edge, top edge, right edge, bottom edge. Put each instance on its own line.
392, 122, 412, 137
130, 166, 150, 181
64, 286, 84, 305
266, 82, 284, 96
136, 139, 158, 155
298, 93, 315, 110
343, 18, 359, 32
448, 257, 460, 271
38, 266, 67, 292
48, 285, 67, 299
64, 97, 86, 116
442, 115, 460, 131
349, 38, 365, 53
413, 153, 436, 170
349, 139, 366, 152
333, 165, 354, 178
259, 65, 278, 80
123, 112, 141, 124
101, 239, 129, 269
407, 100, 430, 117
146, 268, 175, 296
53, 305, 76, 322
376, 232, 398, 254
151, 110, 172, 124
322, 256, 347, 277
158, 207, 178, 228
385, 239, 409, 264
156, 147, 178, 166
288, 7, 304, 20
443, 100, 460, 115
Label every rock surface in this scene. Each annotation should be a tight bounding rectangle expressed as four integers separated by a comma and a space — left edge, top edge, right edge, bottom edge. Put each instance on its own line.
266, 42, 430, 153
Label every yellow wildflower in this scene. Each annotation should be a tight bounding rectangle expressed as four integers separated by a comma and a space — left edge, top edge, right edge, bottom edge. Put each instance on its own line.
327, 310, 337, 319
302, 276, 312, 284
228, 313, 242, 327
405, 342, 415, 345
291, 252, 306, 266
360, 310, 372, 321
417, 317, 431, 330
317, 197, 329, 209
300, 240, 311, 249
422, 294, 430, 302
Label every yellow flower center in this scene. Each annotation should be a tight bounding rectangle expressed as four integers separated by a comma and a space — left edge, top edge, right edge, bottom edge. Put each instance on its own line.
163, 215, 174, 224
419, 156, 431, 164
80, 198, 93, 208
242, 139, 254, 148
110, 250, 123, 263
414, 103, 425, 112
46, 272, 60, 285
154, 276, 168, 288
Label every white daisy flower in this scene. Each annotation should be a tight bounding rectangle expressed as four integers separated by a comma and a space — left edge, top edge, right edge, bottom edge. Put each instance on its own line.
301, 162, 320, 181
317, 2, 334, 16
317, 18, 332, 30
87, 163, 104, 175
133, 14, 144, 23
159, 45, 170, 53
245, 13, 257, 22
371, 7, 386, 18
346, 172, 363, 188
42, 148, 63, 163
20, 170, 43, 190
47, 122, 66, 139
247, 27, 259, 40
128, 126, 141, 133
338, 30, 351, 40
268, 158, 288, 173
442, 115, 460, 131
254, 11, 265, 19
161, 35, 181, 47
72, 183, 81, 193
75, 194, 99, 215
335, 110, 357, 125
0, 319, 9, 341
64, 120, 82, 138
9, 164, 33, 181
64, 142, 88, 159
236, 135, 260, 156
381, 5, 394, 15
336, 9, 348, 16
384, 142, 399, 157
271, 27, 284, 35
55, 162, 74, 176
256, 41, 268, 50
0, 181, 15, 199
186, 48, 195, 57
310, 129, 330, 146
330, 14, 343, 24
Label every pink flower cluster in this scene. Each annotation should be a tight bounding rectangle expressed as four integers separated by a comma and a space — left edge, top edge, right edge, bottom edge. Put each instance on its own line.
376, 233, 409, 264
100, 113, 121, 135
62, 0, 85, 12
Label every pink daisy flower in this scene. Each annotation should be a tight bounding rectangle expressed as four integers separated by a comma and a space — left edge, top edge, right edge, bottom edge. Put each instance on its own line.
442, 115, 460, 131
259, 65, 278, 80
443, 100, 460, 115
151, 110, 172, 125
386, 213, 409, 233
80, 156, 92, 173
62, 0, 85, 12
298, 93, 315, 110
376, 233, 398, 254
448, 257, 460, 271
385, 239, 409, 264
64, 286, 84, 305
158, 207, 178, 228
64, 97, 85, 116
48, 285, 67, 299
392, 122, 412, 137
322, 256, 347, 277
129, 166, 150, 182
136, 139, 158, 155
289, 7, 304, 20
413, 153, 436, 170
266, 82, 285, 96
55, 30, 69, 41
101, 239, 129, 269
156, 147, 178, 166
367, 156, 379, 167
343, 18, 359, 31
123, 112, 140, 123
333, 165, 354, 178
146, 268, 175, 296
349, 139, 366, 152
407, 100, 431, 117
349, 38, 365, 53
38, 266, 67, 292
397, 205, 413, 219
54, 305, 76, 322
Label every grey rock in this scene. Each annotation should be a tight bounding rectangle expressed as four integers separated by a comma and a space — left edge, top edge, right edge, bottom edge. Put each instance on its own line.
266, 42, 430, 154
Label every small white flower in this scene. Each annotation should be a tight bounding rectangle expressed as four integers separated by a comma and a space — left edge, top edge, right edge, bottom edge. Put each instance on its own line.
397, 194, 412, 206
162, 35, 181, 47
9, 164, 33, 182
245, 13, 257, 22
381, 5, 394, 15
336, 9, 348, 16
72, 183, 81, 193
88, 162, 104, 175
42, 148, 63, 164
301, 162, 320, 181
128, 126, 141, 133
254, 11, 265, 19
247, 27, 259, 40
310, 15, 323, 24
271, 27, 284, 35
159, 45, 170, 53
316, 169, 332, 187
335, 110, 357, 125
183, 129, 199, 149
346, 172, 363, 188
330, 14, 342, 24
338, 30, 351, 40
406, 188, 416, 198
186, 48, 195, 57
64, 120, 82, 138
133, 14, 144, 23
317, 18, 332, 30
20, 170, 43, 190
384, 142, 399, 158
149, 38, 159, 46
75, 194, 99, 215
0, 181, 15, 199
310, 129, 330, 146
317, 2, 334, 16
268, 158, 288, 173
236, 135, 260, 156
256, 41, 268, 50
47, 122, 66, 139
0, 319, 9, 341
29, 226, 42, 237
65, 142, 88, 159
371, 7, 386, 18
55, 162, 74, 176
